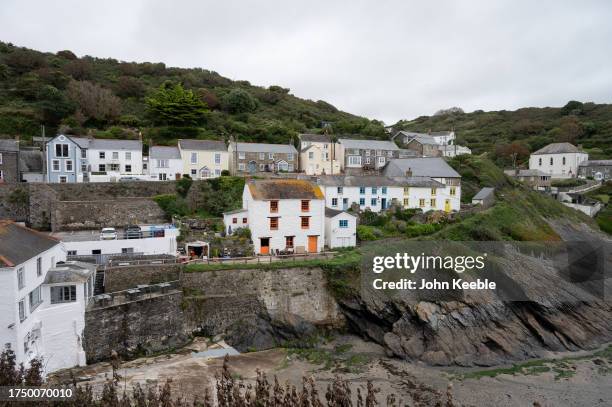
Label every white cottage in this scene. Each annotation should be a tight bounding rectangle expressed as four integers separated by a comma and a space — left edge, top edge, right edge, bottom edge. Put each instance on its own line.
149, 146, 183, 181
528, 143, 588, 179
324, 208, 357, 248
225, 179, 325, 254
0, 221, 93, 374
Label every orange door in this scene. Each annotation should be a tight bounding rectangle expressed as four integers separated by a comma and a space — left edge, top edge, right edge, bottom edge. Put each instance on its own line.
308, 236, 318, 253
260, 238, 270, 255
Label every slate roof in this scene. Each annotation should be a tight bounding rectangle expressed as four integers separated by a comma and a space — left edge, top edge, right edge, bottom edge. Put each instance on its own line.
178, 139, 226, 151
235, 142, 297, 154
299, 134, 332, 143
338, 138, 399, 151
71, 137, 142, 150
578, 160, 612, 167
532, 143, 584, 155
247, 179, 323, 200
325, 207, 355, 218
406, 134, 438, 146
383, 158, 461, 178
0, 221, 60, 267
0, 139, 19, 152
150, 146, 181, 160
43, 261, 96, 284
18, 149, 44, 173
473, 187, 495, 200
318, 175, 443, 188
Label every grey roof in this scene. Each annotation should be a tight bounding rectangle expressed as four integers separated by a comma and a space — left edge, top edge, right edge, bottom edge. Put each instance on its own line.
223, 208, 248, 215
0, 139, 19, 152
339, 138, 399, 151
504, 169, 549, 177
579, 160, 612, 167
473, 187, 495, 200
318, 175, 443, 188
0, 222, 60, 267
43, 261, 96, 284
71, 137, 142, 150
325, 207, 356, 218
235, 142, 297, 154
19, 149, 44, 173
179, 139, 226, 151
532, 143, 584, 155
150, 146, 181, 160
383, 158, 461, 178
299, 134, 332, 143
406, 134, 438, 146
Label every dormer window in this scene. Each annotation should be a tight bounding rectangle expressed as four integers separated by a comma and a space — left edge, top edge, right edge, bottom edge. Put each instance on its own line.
55, 144, 69, 157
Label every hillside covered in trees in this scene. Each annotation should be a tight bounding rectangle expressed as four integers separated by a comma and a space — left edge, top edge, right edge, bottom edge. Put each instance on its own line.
0, 41, 386, 145
394, 103, 612, 167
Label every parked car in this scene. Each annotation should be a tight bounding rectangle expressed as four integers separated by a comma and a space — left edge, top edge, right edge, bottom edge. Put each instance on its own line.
100, 227, 117, 240
124, 225, 142, 239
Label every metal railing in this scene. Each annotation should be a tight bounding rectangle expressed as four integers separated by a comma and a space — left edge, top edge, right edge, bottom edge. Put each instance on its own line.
89, 280, 181, 309
188, 251, 336, 266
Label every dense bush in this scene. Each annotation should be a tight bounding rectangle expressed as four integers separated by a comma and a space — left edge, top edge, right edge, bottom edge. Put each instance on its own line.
153, 194, 189, 218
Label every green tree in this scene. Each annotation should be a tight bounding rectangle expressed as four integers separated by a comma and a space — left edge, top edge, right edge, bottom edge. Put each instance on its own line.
145, 82, 208, 126
36, 85, 75, 125
222, 88, 258, 114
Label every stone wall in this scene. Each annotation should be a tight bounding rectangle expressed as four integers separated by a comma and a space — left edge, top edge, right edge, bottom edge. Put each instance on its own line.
181, 267, 343, 329
104, 264, 182, 293
52, 197, 167, 231
83, 291, 188, 363
0, 184, 29, 221
183, 295, 266, 336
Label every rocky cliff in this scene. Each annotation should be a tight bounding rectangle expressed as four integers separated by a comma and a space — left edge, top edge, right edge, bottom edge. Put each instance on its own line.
336, 221, 611, 366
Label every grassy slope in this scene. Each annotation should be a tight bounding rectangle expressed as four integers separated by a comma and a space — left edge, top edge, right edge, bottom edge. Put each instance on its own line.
586, 181, 612, 234
0, 42, 384, 144
394, 104, 612, 159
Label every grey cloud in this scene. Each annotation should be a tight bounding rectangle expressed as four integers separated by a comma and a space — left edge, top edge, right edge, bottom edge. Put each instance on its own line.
1, 0, 611, 124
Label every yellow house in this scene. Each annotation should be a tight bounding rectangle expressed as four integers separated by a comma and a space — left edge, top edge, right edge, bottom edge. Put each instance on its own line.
298, 134, 341, 175
178, 139, 229, 179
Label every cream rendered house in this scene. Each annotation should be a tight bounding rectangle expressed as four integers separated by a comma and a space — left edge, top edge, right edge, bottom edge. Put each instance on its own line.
178, 139, 229, 179
298, 134, 341, 175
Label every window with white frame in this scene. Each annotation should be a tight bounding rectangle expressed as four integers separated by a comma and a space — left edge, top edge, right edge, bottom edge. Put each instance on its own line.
109, 164, 119, 171
287, 153, 294, 161
348, 156, 362, 166
215, 169, 221, 176
125, 152, 131, 160
52, 160, 60, 172
125, 165, 132, 173
387, 150, 393, 157
36, 257, 42, 276
59, 176, 67, 183
98, 164, 106, 172
17, 267, 24, 289
268, 153, 274, 160
0, 152, 2, 164
65, 160, 73, 172
339, 219, 348, 228
308, 152, 314, 159
81, 163, 88, 172
18, 299, 26, 322
159, 173, 167, 181
215, 153, 221, 164
112, 152, 119, 159
377, 156, 385, 164
365, 150, 371, 156
67, 250, 77, 256
50, 285, 77, 304
191, 152, 197, 164
259, 152, 265, 160
157, 159, 169, 168
238, 152, 246, 159
29, 285, 42, 312
238, 163, 245, 171
331, 198, 338, 207
81, 149, 87, 159
55, 144, 69, 157
191, 169, 197, 175
288, 164, 294, 172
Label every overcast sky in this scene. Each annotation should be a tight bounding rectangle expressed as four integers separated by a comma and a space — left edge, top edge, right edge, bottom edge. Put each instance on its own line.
2, 1, 611, 124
